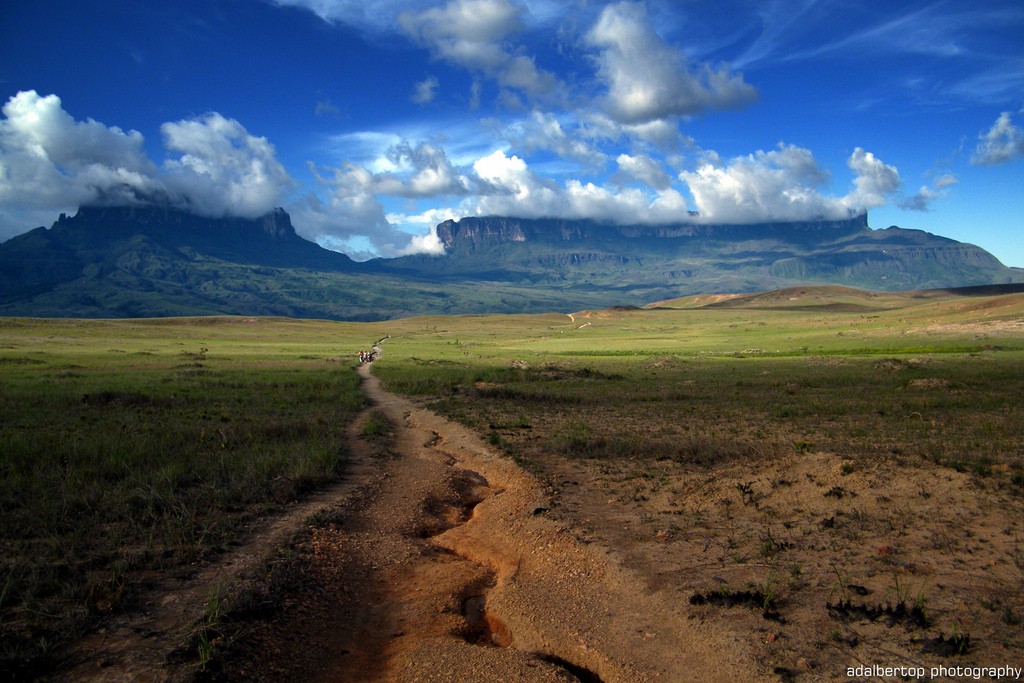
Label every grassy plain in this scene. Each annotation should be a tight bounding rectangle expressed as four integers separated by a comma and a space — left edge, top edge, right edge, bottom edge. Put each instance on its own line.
0, 317, 381, 679
375, 288, 1024, 478
372, 286, 1024, 676
3, 285, 1024, 680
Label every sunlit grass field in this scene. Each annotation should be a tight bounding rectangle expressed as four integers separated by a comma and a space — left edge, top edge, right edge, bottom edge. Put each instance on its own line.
372, 288, 1024, 477
2, 286, 1022, 677
0, 317, 381, 677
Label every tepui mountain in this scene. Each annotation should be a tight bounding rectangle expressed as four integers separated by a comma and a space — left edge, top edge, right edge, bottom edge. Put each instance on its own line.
1, 203, 1021, 320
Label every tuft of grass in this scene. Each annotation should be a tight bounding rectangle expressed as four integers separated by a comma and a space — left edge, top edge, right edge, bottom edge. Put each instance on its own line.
361, 409, 392, 442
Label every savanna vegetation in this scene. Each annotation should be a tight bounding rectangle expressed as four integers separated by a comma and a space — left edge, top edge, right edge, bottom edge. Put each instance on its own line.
373, 290, 1024, 484
3, 285, 1024, 679
0, 317, 378, 679
369, 288, 1024, 675
378, 352, 1024, 478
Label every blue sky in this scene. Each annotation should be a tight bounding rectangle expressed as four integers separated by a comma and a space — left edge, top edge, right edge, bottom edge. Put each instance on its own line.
1, 0, 1022, 265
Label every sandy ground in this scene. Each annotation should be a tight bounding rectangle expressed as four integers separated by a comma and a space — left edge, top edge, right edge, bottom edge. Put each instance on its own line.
221, 361, 774, 682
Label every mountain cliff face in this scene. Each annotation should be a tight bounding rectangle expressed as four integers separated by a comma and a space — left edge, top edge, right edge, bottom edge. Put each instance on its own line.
435, 214, 869, 251
36, 204, 354, 270
1, 205, 1022, 320
0, 204, 356, 313
383, 213, 1022, 295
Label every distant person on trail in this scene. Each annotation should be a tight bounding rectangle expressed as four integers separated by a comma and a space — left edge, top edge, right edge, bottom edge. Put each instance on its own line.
358, 351, 365, 364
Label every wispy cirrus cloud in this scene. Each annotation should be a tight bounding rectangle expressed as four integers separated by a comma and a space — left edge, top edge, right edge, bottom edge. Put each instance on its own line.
737, 1, 1023, 66
267, 0, 565, 33
264, 0, 423, 35
733, 1, 1024, 108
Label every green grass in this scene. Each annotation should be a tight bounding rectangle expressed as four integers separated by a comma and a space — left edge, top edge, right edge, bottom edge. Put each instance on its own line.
370, 287, 1024, 479
2, 285, 1023, 677
0, 317, 377, 679
379, 353, 1024, 473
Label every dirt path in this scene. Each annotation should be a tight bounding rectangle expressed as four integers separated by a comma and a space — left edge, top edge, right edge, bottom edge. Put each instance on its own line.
48, 355, 774, 682
225, 360, 773, 682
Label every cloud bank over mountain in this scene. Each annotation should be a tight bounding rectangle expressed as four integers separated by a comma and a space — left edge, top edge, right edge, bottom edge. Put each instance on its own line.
0, 92, 291, 241
3, 0, 1023, 262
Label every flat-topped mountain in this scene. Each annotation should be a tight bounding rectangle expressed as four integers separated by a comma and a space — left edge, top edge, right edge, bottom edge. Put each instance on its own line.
435, 214, 869, 250
5, 204, 354, 279
379, 214, 1021, 296
1, 205, 1022, 320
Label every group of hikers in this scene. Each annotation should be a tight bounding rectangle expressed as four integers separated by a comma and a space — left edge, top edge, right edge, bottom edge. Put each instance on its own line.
359, 337, 389, 365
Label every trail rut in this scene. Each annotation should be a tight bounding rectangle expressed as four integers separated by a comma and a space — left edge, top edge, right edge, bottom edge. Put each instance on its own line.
48, 355, 772, 682
269, 361, 773, 683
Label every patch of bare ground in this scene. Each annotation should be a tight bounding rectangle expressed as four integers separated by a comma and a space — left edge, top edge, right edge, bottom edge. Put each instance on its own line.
920, 321, 1024, 336
530, 447, 1024, 680
217, 364, 775, 682
403, 351, 1024, 681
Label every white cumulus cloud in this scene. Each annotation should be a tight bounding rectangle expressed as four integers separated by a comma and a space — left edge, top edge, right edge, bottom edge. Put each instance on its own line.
680, 144, 901, 223
585, 2, 757, 125
312, 141, 471, 200
161, 112, 293, 218
0, 90, 159, 214
615, 153, 671, 190
399, 0, 560, 97
0, 91, 295, 241
681, 144, 842, 223
299, 141, 476, 257
844, 147, 901, 209
971, 110, 1024, 166
469, 149, 690, 223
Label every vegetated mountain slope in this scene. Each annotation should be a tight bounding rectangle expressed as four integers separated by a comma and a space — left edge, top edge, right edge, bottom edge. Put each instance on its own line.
1, 204, 1022, 320
0, 204, 355, 302
379, 214, 1024, 294
0, 205, 625, 320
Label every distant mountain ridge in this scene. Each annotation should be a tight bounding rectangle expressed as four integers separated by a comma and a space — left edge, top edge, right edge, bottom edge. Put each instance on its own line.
434, 214, 870, 250
1, 204, 1022, 320
379, 214, 1021, 295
